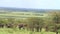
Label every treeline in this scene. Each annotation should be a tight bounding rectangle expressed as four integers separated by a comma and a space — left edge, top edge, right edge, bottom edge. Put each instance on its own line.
0, 11, 60, 34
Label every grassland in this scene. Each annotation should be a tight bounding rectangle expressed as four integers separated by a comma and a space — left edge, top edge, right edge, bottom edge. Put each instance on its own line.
0, 12, 48, 18
0, 28, 56, 34
0, 12, 57, 34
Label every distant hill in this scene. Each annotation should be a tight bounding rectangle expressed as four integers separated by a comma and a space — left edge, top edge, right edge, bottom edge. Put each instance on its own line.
0, 7, 47, 13
0, 7, 60, 13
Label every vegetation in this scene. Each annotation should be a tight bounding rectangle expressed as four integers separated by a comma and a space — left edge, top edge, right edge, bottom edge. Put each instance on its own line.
0, 10, 60, 34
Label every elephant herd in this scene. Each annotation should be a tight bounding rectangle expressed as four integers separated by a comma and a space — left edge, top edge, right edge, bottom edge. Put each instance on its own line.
0, 23, 27, 29
0, 23, 43, 32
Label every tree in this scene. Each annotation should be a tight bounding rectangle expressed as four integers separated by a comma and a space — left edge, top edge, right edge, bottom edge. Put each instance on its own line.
51, 11, 60, 34
44, 13, 55, 32
27, 17, 44, 32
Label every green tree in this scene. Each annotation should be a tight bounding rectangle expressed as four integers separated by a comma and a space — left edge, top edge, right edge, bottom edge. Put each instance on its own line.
27, 17, 44, 32
51, 12, 60, 34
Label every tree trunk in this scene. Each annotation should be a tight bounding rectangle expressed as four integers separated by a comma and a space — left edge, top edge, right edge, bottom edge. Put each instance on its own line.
31, 28, 34, 31
56, 31, 58, 34
54, 25, 58, 34
45, 26, 49, 31
36, 27, 39, 32
40, 27, 42, 32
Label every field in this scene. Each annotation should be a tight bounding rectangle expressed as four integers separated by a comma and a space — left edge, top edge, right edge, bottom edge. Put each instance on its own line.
0, 12, 48, 18
0, 28, 56, 34
0, 11, 60, 34
0, 11, 50, 34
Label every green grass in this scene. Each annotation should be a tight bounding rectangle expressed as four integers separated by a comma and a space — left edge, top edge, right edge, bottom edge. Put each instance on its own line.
0, 12, 48, 18
0, 28, 56, 34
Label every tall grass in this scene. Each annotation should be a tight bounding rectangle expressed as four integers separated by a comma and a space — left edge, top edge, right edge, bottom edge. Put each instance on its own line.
0, 28, 56, 34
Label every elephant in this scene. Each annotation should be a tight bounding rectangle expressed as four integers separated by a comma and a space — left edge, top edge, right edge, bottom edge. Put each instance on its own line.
5, 23, 14, 28
18, 23, 27, 29
0, 23, 4, 28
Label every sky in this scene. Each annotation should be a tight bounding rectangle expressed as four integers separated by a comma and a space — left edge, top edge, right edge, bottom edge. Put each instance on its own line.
0, 0, 60, 9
